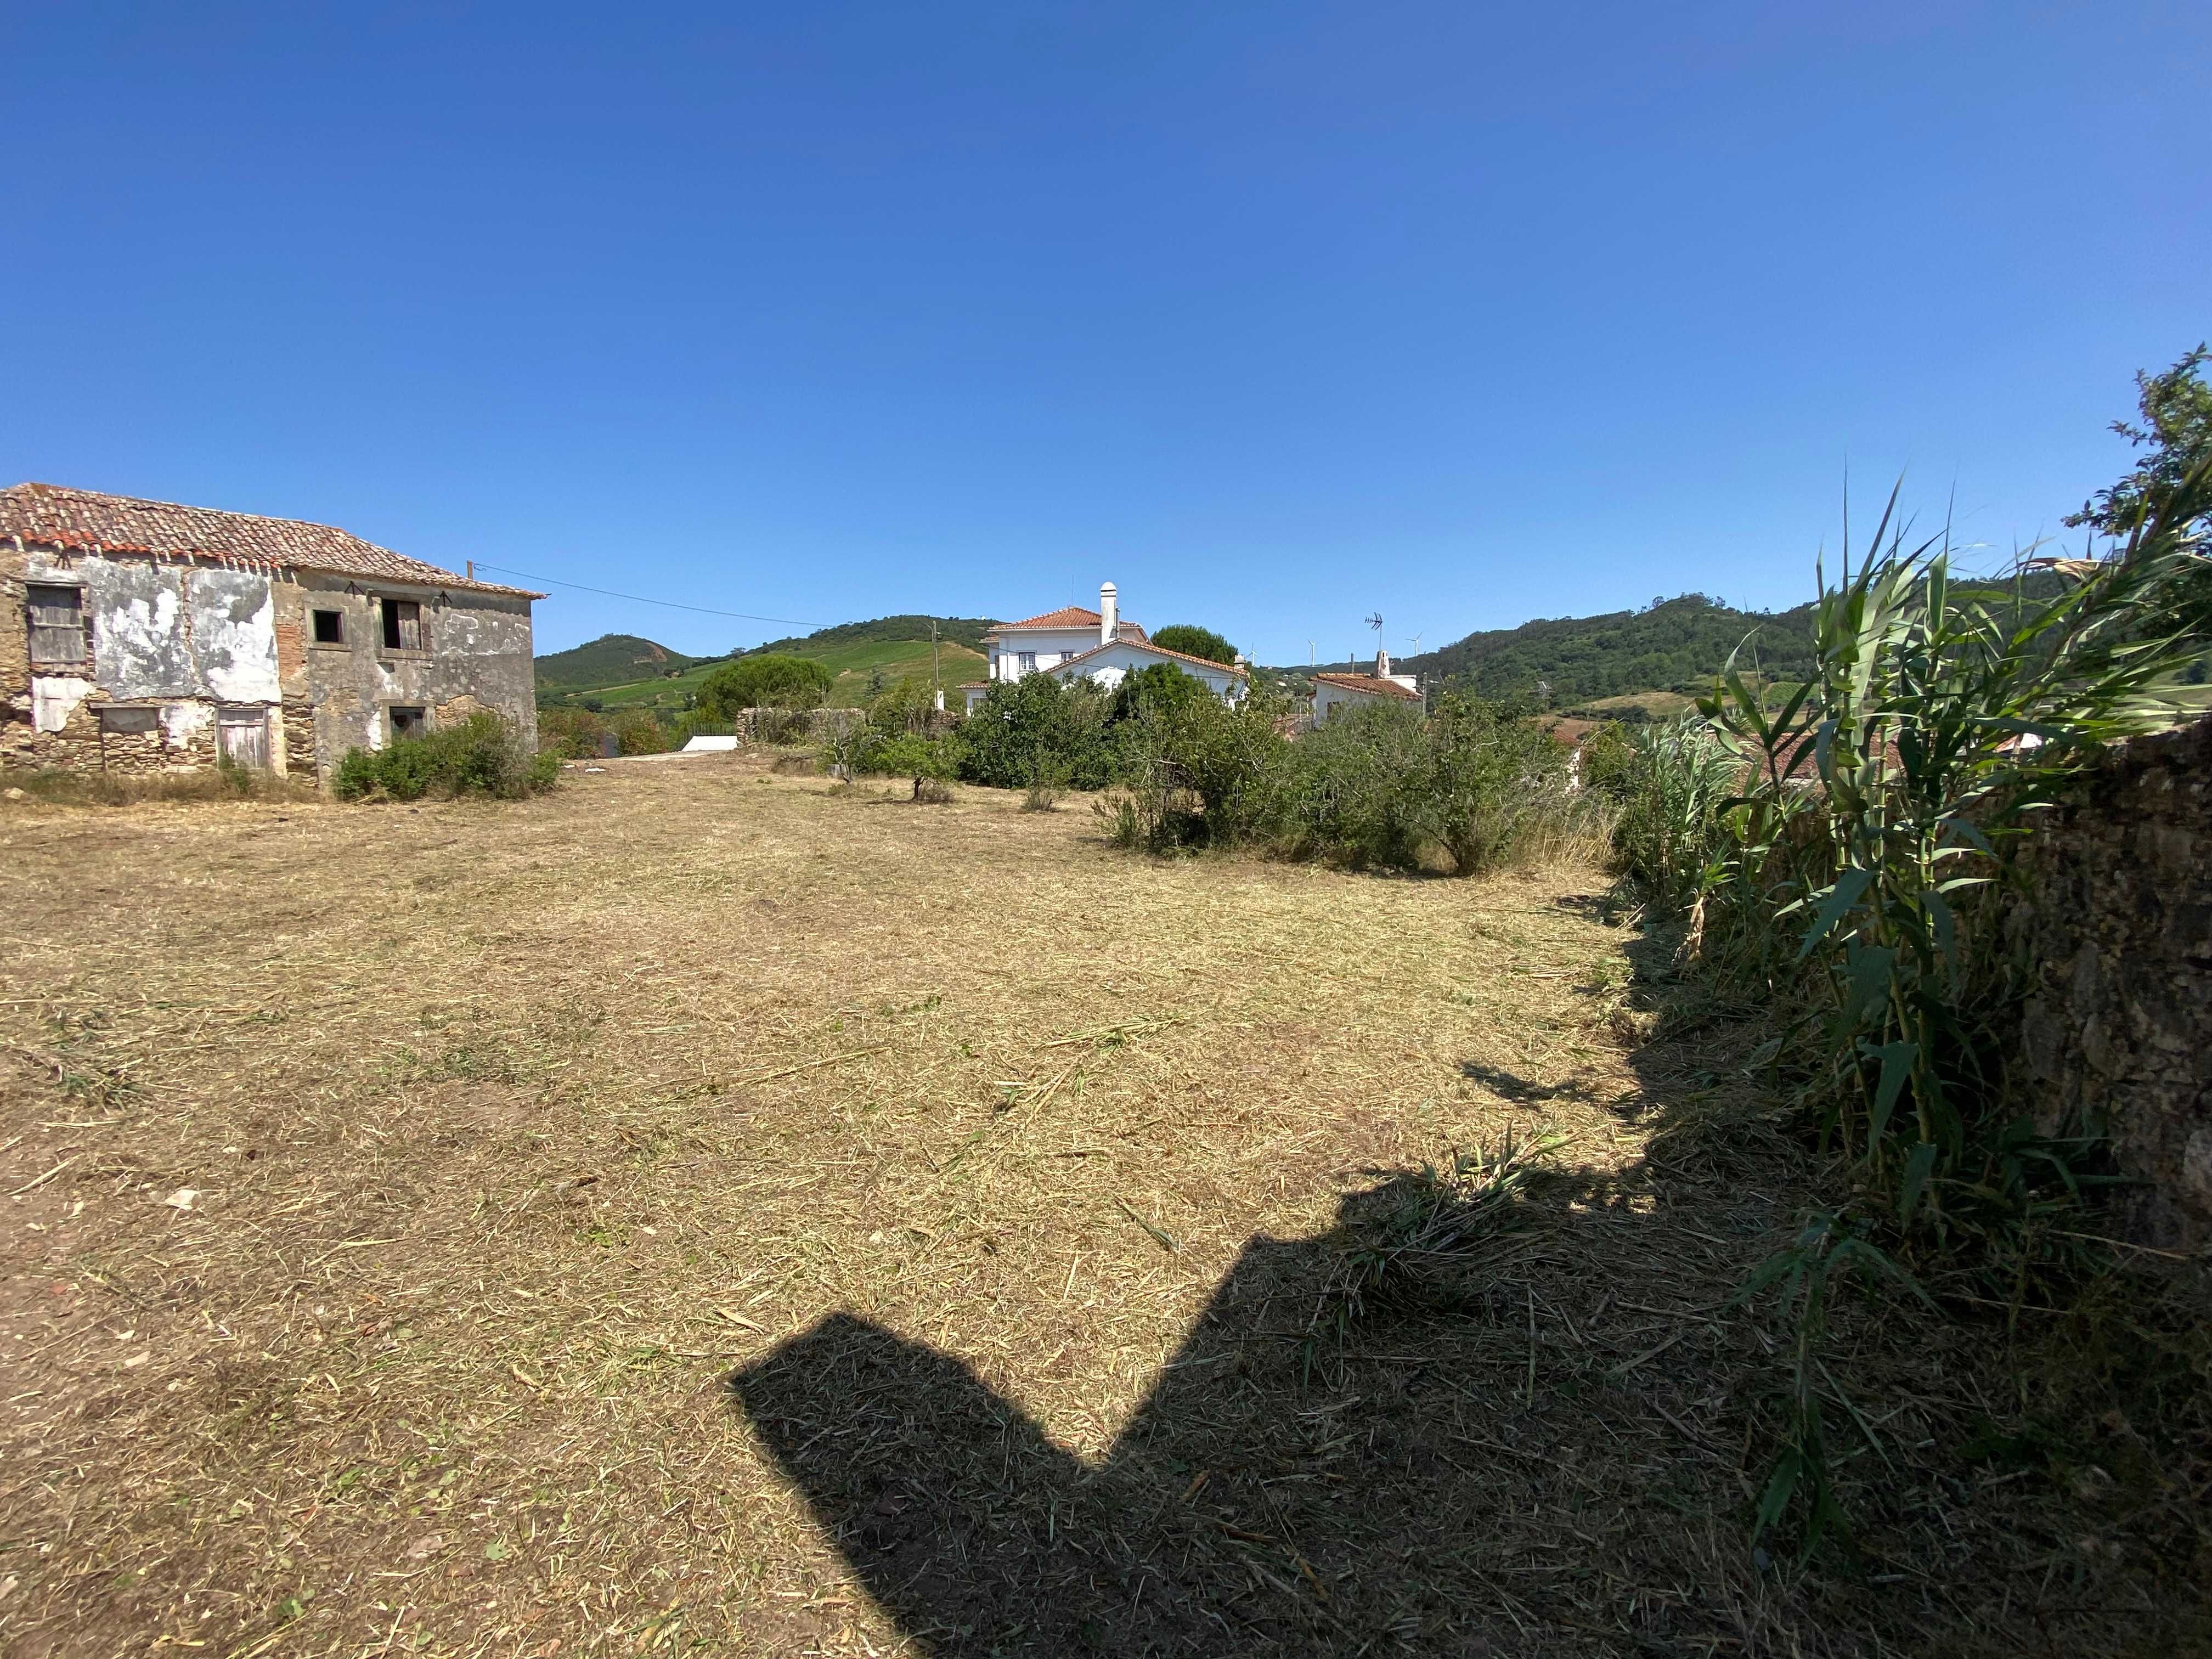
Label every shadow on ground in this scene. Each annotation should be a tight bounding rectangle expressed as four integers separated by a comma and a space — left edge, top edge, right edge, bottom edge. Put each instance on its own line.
731, 1127, 1786, 1657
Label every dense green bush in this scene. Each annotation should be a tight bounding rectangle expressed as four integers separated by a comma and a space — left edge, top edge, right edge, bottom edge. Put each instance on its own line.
612, 709, 671, 755
334, 713, 557, 802
956, 673, 1118, 790
1107, 662, 1214, 723
698, 653, 834, 716
537, 704, 610, 759
1107, 689, 1573, 875
1149, 624, 1239, 665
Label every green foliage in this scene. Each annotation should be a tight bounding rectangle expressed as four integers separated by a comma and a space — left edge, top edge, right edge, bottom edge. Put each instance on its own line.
1605, 717, 1741, 917
334, 713, 557, 802
824, 680, 962, 800
1421, 693, 1575, 876
1627, 464, 2212, 1554
698, 653, 834, 715
2068, 344, 2212, 540
1148, 624, 1238, 665
537, 704, 610, 759
1107, 687, 1572, 874
1108, 662, 1212, 722
956, 673, 1118, 791
612, 709, 670, 755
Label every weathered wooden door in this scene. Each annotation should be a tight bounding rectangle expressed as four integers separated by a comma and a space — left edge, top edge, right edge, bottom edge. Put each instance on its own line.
217, 707, 271, 770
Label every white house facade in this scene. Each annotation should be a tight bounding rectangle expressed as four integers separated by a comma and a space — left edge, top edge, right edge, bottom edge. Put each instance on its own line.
1311, 650, 1422, 723
961, 583, 1247, 712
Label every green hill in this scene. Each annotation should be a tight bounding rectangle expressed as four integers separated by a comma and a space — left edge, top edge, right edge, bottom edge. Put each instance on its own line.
748, 614, 996, 656
535, 616, 995, 712
1365, 572, 2073, 714
534, 633, 705, 693
1397, 594, 1820, 708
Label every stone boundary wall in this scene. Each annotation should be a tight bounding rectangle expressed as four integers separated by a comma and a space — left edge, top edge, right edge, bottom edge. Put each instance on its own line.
2011, 715, 2212, 1249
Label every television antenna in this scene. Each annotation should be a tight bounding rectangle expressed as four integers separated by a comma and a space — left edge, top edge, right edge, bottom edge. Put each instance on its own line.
1365, 612, 1384, 637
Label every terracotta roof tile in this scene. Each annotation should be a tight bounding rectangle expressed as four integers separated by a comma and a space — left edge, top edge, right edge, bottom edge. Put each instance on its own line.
1312, 672, 1420, 701
992, 605, 1103, 631
0, 482, 541, 599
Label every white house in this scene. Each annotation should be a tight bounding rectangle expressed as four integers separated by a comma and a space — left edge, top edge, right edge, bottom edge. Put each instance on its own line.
1311, 650, 1423, 723
960, 583, 1248, 712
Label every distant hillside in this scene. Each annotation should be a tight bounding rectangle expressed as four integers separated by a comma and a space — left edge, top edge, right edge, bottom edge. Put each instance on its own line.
1389, 594, 1819, 708
534, 616, 994, 712
1378, 573, 2070, 712
747, 615, 997, 656
535, 633, 706, 692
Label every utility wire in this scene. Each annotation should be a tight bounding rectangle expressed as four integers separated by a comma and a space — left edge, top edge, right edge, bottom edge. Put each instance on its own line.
471, 563, 827, 630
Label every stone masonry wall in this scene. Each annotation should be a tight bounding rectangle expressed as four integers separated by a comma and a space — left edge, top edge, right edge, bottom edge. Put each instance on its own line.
2012, 715, 2212, 1249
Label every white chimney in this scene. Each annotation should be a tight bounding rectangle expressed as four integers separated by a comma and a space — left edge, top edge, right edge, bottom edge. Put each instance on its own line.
1376, 647, 1391, 679
1100, 581, 1118, 646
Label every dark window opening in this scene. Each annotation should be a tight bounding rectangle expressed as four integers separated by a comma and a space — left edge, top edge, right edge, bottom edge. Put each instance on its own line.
28, 583, 87, 665
388, 706, 427, 741
312, 608, 345, 644
380, 597, 423, 652
99, 706, 159, 735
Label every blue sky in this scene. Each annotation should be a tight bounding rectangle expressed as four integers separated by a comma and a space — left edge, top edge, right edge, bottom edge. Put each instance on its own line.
5, 3, 2206, 664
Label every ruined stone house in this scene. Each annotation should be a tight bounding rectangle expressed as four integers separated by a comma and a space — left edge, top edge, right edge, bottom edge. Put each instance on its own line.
2, 483, 541, 780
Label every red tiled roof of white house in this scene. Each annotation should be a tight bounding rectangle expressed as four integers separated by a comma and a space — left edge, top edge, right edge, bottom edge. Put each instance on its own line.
1311, 671, 1419, 701
0, 482, 544, 599
986, 607, 1149, 641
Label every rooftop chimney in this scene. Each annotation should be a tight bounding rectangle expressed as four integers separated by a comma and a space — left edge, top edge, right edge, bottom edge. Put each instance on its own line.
1376, 647, 1391, 679
1100, 581, 1118, 647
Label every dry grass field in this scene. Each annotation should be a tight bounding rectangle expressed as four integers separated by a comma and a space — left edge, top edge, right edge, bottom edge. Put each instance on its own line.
0, 755, 2199, 1657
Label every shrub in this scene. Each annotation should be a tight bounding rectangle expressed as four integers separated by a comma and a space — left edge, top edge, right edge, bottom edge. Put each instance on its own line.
1418, 693, 1573, 876
1107, 688, 1583, 874
1148, 624, 1239, 665
698, 653, 834, 716
538, 705, 610, 759
334, 713, 557, 802
1605, 716, 1741, 917
1109, 689, 1293, 851
956, 673, 1116, 790
1107, 662, 1213, 724
1277, 702, 1431, 868
612, 710, 671, 755
854, 730, 958, 800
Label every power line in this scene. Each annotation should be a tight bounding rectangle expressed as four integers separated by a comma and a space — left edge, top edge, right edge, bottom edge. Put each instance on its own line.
472, 563, 827, 630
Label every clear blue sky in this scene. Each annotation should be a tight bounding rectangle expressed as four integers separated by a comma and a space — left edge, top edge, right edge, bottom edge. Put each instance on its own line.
5, 3, 2206, 664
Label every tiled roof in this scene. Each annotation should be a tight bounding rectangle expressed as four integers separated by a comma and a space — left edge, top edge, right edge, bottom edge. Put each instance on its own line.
1313, 672, 1419, 701
994, 605, 1102, 631
1054, 637, 1248, 678
0, 482, 542, 599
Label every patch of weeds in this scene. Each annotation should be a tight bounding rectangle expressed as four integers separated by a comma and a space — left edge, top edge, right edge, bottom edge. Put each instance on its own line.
1301, 1132, 1564, 1383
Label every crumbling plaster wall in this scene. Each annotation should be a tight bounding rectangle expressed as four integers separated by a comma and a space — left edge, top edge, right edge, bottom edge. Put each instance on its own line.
2012, 715, 2212, 1249
285, 575, 535, 776
1, 546, 275, 773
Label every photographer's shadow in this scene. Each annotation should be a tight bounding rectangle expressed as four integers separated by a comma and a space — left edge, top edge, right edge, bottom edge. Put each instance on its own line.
732, 1175, 1622, 1655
